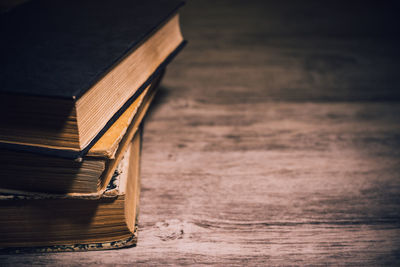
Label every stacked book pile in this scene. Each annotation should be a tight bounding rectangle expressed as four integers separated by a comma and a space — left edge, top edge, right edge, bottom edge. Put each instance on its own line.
0, 0, 185, 252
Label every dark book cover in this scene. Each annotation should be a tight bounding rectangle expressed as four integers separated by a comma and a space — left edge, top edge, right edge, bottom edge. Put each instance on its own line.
0, 0, 184, 99
0, 0, 186, 159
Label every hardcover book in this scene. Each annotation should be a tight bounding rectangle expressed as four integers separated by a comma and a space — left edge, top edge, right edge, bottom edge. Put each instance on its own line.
0, 72, 162, 194
0, 0, 186, 158
0, 130, 142, 252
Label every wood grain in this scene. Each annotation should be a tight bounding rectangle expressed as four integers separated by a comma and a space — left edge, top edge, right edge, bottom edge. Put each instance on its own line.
1, 0, 400, 265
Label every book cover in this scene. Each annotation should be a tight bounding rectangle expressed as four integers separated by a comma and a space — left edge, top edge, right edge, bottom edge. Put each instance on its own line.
0, 0, 186, 157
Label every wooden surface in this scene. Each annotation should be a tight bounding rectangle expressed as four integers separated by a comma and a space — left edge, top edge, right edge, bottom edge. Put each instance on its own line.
2, 0, 400, 265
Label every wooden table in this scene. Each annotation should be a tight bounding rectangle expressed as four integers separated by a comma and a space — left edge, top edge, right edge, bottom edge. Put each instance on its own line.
1, 0, 400, 265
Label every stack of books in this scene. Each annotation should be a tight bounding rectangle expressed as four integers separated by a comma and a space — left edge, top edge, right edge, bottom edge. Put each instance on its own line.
0, 0, 186, 252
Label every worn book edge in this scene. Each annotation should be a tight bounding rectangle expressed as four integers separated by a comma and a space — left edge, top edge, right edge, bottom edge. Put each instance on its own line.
0, 40, 186, 159
0, 136, 132, 200
0, 74, 158, 195
0, 132, 142, 253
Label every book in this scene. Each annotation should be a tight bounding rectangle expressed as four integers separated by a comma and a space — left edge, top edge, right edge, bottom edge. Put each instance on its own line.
0, 0, 186, 158
0, 129, 142, 252
0, 71, 162, 195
